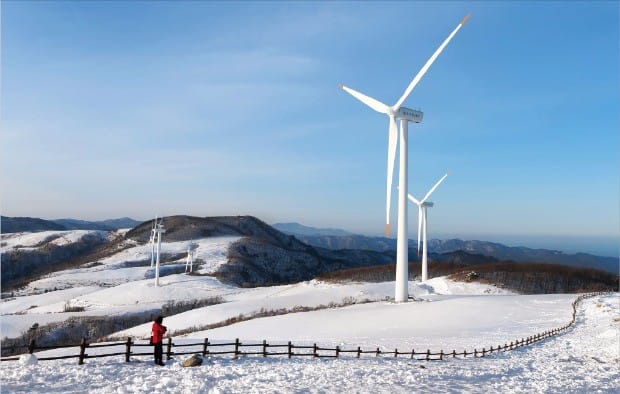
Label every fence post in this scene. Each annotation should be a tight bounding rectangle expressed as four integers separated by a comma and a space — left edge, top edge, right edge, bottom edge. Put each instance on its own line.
78, 338, 87, 365
452, 350, 456, 358
263, 340, 268, 358
166, 337, 172, 361
125, 337, 132, 363
234, 338, 240, 359
490, 346, 494, 353
288, 341, 292, 359
426, 349, 430, 361
28, 339, 35, 354
394, 348, 397, 358
482, 348, 486, 357
336, 346, 340, 358
357, 346, 361, 358
439, 350, 444, 360
463, 350, 466, 358
411, 349, 415, 359
474, 349, 477, 358
375, 347, 380, 357
203, 338, 209, 357
313, 343, 317, 358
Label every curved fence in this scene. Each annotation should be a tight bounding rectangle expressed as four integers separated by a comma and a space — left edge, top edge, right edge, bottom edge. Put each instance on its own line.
1, 292, 610, 364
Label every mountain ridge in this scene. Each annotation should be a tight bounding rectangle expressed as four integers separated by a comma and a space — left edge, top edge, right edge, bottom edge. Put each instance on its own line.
1, 216, 141, 233
274, 224, 618, 274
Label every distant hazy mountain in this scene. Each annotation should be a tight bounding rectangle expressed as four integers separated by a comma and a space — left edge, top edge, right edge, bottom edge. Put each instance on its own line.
428, 239, 619, 274
1, 216, 141, 233
273, 222, 353, 237
97, 217, 142, 229
289, 233, 618, 274
54, 217, 141, 231
1, 216, 66, 233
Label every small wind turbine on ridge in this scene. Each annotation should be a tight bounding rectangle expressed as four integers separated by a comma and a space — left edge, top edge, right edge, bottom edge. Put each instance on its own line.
149, 216, 157, 268
153, 217, 166, 286
407, 172, 449, 282
186, 241, 198, 273
339, 14, 470, 302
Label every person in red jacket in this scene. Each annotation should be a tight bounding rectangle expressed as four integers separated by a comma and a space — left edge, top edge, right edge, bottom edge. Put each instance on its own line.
151, 315, 167, 366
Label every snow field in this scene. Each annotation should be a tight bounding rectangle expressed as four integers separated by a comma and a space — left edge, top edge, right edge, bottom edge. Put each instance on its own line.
1, 294, 617, 393
0, 230, 107, 252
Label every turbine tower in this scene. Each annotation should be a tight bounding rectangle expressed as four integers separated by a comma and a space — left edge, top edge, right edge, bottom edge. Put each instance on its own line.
153, 217, 166, 287
339, 14, 470, 302
407, 172, 449, 282
185, 241, 198, 273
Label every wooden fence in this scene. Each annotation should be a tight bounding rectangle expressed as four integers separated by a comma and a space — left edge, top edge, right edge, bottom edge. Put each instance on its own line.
0, 292, 609, 364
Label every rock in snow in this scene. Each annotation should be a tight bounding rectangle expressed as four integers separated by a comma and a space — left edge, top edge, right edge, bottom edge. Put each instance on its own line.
180, 354, 203, 367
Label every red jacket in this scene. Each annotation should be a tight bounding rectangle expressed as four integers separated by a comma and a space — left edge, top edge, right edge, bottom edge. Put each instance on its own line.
151, 322, 167, 344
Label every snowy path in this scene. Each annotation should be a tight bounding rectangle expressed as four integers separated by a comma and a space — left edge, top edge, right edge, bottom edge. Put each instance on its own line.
1, 293, 617, 393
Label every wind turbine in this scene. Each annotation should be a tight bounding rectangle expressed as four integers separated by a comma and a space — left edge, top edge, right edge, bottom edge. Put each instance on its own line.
339, 14, 470, 302
149, 216, 157, 268
407, 172, 449, 282
153, 217, 166, 286
185, 241, 198, 273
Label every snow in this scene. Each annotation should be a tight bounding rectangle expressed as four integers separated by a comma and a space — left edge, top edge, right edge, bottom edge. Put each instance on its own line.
2, 230, 618, 392
0, 230, 106, 252
193, 294, 575, 351
1, 234, 240, 338
110, 278, 514, 340
1, 294, 617, 393
18, 354, 37, 366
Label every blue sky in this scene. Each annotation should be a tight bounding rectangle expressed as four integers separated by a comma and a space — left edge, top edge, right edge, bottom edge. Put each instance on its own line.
1, 2, 618, 253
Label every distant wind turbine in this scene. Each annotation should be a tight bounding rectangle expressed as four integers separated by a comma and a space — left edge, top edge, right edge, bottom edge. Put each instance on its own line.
185, 241, 198, 273
339, 14, 470, 302
407, 172, 449, 282
153, 217, 166, 286
149, 216, 157, 268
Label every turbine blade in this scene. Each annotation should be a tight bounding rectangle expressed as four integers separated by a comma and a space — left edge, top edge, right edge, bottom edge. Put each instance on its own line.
393, 14, 471, 109
385, 115, 398, 235
407, 193, 421, 205
421, 172, 450, 204
339, 84, 390, 114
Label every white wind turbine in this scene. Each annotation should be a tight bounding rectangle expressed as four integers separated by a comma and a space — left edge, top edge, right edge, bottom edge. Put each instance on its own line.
339, 14, 470, 302
153, 217, 166, 287
185, 241, 198, 273
149, 216, 157, 268
407, 172, 449, 282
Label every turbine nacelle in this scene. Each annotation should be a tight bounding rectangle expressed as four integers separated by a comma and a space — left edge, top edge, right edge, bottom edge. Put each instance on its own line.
422, 201, 434, 208
395, 107, 423, 123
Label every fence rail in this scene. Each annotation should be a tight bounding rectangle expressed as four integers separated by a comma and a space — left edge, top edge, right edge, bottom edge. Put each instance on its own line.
1, 292, 609, 364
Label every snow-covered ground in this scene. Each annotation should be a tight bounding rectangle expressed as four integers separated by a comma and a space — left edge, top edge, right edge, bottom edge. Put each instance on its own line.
1, 294, 617, 393
1, 233, 241, 337
0, 230, 108, 252
2, 230, 618, 392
